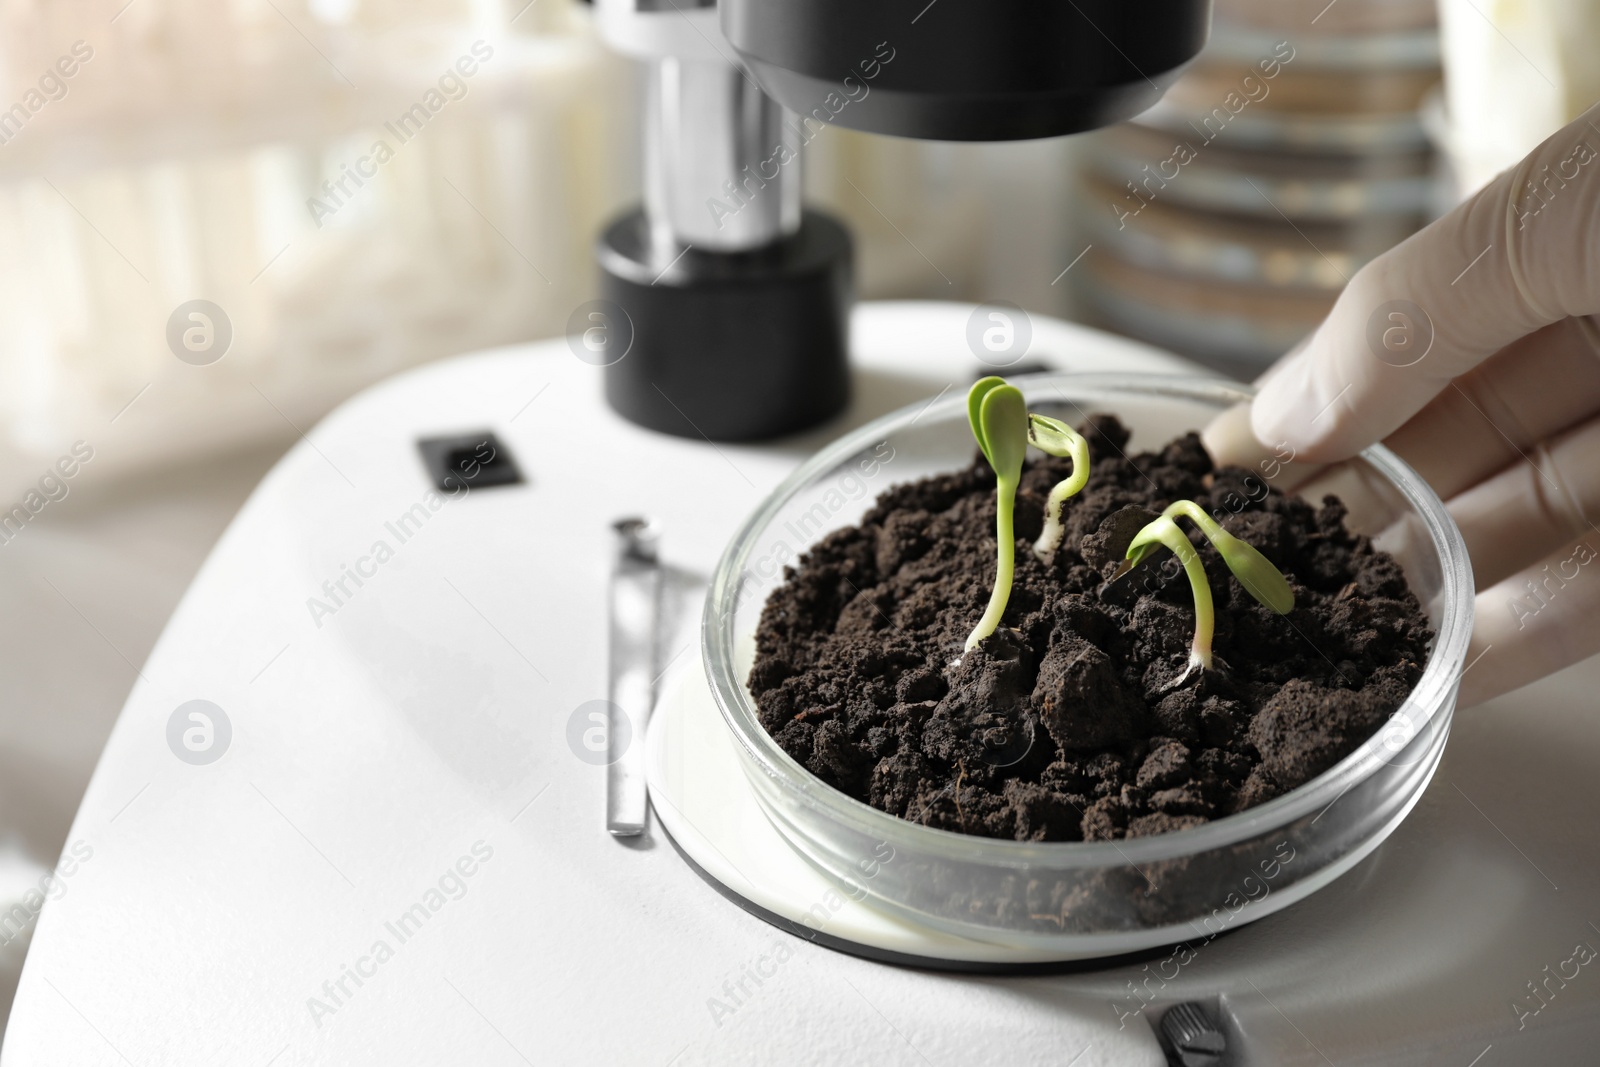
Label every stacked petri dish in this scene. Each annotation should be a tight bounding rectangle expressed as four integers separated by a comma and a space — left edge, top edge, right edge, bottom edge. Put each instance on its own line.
1080, 0, 1441, 379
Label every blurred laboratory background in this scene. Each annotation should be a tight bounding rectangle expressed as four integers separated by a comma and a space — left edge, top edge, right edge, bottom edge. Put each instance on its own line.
0, 0, 1596, 1032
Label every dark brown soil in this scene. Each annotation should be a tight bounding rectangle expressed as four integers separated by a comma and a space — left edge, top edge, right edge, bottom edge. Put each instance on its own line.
748, 416, 1432, 842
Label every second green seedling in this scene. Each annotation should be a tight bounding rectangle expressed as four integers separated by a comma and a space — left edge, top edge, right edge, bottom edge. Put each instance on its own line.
1120, 500, 1295, 679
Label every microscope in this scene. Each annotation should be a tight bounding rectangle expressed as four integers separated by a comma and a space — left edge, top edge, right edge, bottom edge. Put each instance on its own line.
592, 0, 1212, 441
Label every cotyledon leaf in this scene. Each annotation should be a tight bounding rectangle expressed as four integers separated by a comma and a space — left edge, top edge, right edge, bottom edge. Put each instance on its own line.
978, 384, 1028, 484
967, 376, 1007, 467
1214, 532, 1296, 614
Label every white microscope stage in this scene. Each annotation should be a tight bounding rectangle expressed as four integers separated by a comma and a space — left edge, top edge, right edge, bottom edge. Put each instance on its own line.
4, 303, 1596, 1066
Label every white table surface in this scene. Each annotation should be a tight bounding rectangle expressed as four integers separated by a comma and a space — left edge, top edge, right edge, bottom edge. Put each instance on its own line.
0, 441, 286, 1032
5, 302, 1599, 1066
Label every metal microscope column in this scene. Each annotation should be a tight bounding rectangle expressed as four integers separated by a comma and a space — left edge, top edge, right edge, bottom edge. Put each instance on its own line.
594, 0, 852, 441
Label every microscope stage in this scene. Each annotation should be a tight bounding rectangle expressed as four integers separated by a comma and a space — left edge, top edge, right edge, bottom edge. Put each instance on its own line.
5, 303, 1597, 1066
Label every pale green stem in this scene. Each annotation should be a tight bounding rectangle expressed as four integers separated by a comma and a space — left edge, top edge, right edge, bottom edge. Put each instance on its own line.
1179, 538, 1215, 671
1031, 436, 1091, 560
1151, 518, 1214, 671
966, 476, 1017, 651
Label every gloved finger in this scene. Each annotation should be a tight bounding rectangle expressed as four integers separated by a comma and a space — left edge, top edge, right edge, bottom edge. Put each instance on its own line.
1252, 101, 1600, 462
1378, 314, 1600, 500
1202, 338, 1319, 478
1200, 401, 1328, 492
1460, 530, 1600, 707
1446, 410, 1600, 587
1287, 313, 1600, 531
1209, 314, 1600, 499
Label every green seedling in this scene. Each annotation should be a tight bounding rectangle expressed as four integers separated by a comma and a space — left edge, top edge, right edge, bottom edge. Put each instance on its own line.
1119, 500, 1295, 679
965, 377, 1029, 651
1027, 413, 1090, 561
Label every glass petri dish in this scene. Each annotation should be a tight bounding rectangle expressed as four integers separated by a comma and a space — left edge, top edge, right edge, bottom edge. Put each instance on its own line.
702, 374, 1471, 955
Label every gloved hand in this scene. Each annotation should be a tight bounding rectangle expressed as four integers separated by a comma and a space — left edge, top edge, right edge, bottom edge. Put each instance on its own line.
1204, 100, 1600, 708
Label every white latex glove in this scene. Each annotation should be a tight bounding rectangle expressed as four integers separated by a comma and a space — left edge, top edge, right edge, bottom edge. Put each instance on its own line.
1205, 100, 1600, 708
